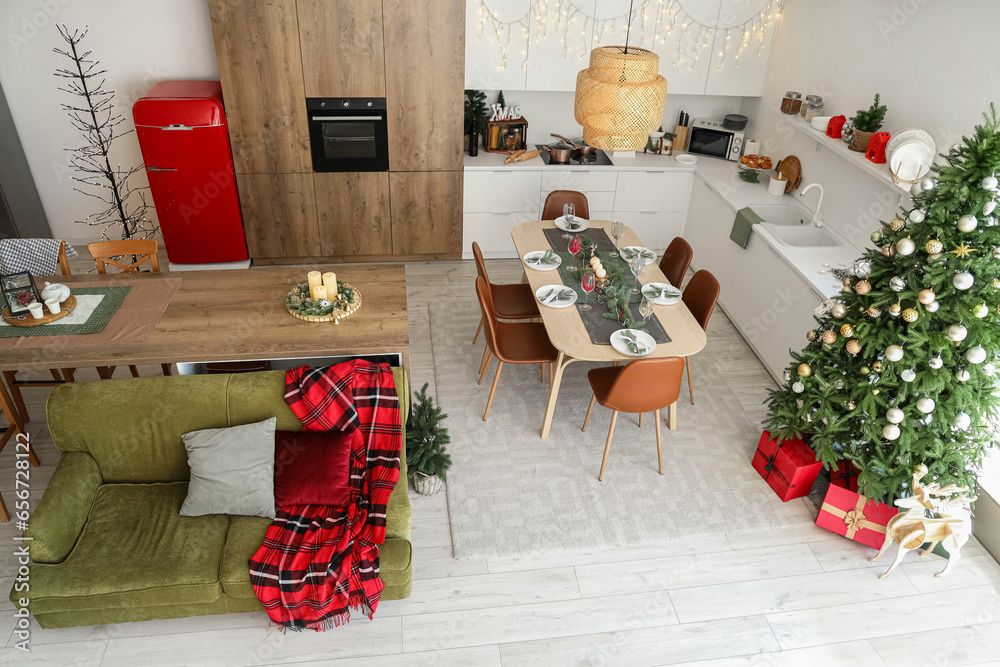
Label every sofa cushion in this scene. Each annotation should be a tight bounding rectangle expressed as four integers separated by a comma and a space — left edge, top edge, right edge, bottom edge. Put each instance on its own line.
273, 429, 356, 507
25, 483, 228, 615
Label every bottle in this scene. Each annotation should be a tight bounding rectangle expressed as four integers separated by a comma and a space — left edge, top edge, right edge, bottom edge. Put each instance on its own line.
469, 129, 479, 157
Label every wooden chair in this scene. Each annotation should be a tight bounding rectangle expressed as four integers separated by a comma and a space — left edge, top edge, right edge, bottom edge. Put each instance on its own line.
1, 364, 41, 522
87, 239, 171, 379
582, 357, 685, 481
541, 190, 590, 220
659, 237, 693, 289
471, 241, 540, 349
475, 277, 558, 421
681, 270, 720, 405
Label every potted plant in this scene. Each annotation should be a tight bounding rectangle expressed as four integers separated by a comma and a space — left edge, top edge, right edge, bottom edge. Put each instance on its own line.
464, 89, 488, 155
849, 94, 887, 152
406, 382, 452, 495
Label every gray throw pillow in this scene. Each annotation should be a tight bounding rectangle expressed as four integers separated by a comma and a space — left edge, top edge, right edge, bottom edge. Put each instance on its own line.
180, 417, 277, 519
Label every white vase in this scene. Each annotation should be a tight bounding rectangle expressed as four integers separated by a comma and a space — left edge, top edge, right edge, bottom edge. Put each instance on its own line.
413, 473, 444, 496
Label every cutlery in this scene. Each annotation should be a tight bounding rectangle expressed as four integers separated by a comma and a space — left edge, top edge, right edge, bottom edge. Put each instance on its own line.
541, 288, 558, 304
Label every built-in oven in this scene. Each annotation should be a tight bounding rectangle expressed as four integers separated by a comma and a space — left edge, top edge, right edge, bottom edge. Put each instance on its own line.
686, 118, 745, 162
306, 97, 388, 172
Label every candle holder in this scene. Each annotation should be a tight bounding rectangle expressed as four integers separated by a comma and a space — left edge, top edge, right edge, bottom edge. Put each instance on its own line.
286, 281, 362, 325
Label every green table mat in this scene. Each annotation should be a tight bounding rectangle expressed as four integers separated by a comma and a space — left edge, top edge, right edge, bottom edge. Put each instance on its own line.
0, 286, 132, 338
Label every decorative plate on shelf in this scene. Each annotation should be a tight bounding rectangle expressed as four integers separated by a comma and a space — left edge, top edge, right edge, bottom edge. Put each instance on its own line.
641, 283, 682, 305
535, 284, 578, 308
523, 250, 562, 271
619, 246, 657, 265
286, 281, 361, 324
886, 128, 935, 162
611, 329, 656, 357
890, 141, 934, 182
554, 215, 589, 232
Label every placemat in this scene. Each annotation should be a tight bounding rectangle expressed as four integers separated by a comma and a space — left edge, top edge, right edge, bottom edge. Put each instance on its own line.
0, 287, 130, 337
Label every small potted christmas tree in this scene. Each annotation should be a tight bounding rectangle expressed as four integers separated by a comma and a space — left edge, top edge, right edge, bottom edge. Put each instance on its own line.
406, 383, 452, 495
850, 93, 888, 152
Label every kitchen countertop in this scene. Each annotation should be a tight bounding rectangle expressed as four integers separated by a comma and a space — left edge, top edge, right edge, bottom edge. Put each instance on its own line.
464, 150, 696, 171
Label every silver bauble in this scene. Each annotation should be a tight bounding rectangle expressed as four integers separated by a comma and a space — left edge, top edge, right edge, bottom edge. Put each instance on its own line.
920, 177, 937, 191
883, 424, 901, 440
853, 260, 871, 279
929, 355, 944, 369
993, 246, 1000, 259
896, 238, 916, 256
985, 201, 997, 216
901, 368, 916, 382
967, 345, 987, 364
890, 276, 906, 292
832, 303, 848, 319
916, 396, 936, 413
985, 363, 997, 376
792, 381, 805, 393
886, 407, 905, 424
957, 214, 978, 232
983, 175, 999, 191
910, 181, 924, 197
954, 412, 971, 430
908, 209, 926, 223
926, 300, 940, 313
947, 324, 968, 341
783, 370, 792, 383
956, 368, 971, 382
953, 272, 975, 290
885, 345, 904, 361
974, 303, 989, 318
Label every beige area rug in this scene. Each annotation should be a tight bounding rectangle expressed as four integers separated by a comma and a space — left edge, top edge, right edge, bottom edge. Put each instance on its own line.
432, 297, 818, 559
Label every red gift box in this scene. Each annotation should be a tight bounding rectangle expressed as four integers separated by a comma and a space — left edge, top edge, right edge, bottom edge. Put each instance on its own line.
816, 485, 898, 549
830, 461, 860, 491
752, 430, 823, 501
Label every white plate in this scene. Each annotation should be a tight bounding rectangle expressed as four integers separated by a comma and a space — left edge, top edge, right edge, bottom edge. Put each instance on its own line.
555, 215, 589, 232
890, 140, 934, 182
810, 116, 833, 131
886, 128, 936, 161
620, 246, 657, 265
675, 154, 698, 165
535, 284, 578, 308
610, 329, 657, 357
641, 282, 682, 305
523, 251, 562, 271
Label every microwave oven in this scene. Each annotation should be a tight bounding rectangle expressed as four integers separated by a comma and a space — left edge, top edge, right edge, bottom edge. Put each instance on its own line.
686, 118, 745, 162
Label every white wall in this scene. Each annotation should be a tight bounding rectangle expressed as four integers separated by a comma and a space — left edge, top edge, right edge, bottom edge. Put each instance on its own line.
739, 0, 1000, 252
0, 0, 218, 245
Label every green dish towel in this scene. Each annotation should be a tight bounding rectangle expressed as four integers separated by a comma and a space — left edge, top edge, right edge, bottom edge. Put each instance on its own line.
730, 207, 765, 249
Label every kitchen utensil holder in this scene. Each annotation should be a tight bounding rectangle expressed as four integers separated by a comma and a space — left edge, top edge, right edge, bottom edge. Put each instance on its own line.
673, 125, 688, 153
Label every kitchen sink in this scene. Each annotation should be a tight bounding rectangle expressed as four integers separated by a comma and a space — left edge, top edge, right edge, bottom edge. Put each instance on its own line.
750, 204, 810, 226
762, 222, 840, 249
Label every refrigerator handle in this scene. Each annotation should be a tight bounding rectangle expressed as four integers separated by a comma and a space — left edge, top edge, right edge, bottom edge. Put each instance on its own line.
161, 124, 194, 131
146, 166, 178, 172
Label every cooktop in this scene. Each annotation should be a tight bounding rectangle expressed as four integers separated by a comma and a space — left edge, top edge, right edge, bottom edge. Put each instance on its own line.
535, 144, 615, 166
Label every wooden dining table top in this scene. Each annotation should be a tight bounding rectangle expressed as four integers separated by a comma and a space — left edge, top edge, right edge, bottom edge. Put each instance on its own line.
511, 220, 707, 362
0, 264, 410, 371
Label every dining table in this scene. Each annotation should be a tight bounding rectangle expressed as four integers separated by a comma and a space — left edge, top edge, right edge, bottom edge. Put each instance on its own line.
511, 219, 708, 438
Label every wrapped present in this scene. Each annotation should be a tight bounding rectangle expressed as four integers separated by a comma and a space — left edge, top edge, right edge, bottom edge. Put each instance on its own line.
830, 461, 861, 491
752, 430, 823, 501
816, 485, 898, 549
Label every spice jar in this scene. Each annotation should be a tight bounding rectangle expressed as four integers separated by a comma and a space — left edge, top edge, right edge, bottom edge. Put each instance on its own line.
804, 98, 825, 122
800, 94, 822, 118
780, 91, 802, 115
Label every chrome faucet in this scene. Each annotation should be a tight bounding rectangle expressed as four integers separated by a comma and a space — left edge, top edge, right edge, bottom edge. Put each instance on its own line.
799, 182, 824, 227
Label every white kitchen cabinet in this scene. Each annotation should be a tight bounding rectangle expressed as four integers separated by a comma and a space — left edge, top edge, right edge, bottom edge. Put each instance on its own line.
541, 189, 615, 213
614, 211, 685, 252
643, 0, 721, 95
464, 169, 542, 213
464, 211, 537, 258
614, 171, 693, 211
703, 0, 778, 96
465, 0, 530, 90
540, 169, 617, 193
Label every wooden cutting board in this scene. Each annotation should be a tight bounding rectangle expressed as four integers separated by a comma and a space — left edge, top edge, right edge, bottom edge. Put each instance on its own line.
775, 155, 802, 193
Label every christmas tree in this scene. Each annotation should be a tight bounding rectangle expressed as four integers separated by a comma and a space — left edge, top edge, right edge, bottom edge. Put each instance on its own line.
764, 105, 1000, 503
406, 383, 452, 481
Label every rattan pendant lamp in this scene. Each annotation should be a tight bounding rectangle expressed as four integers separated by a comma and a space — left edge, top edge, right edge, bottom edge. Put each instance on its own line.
574, 1, 668, 152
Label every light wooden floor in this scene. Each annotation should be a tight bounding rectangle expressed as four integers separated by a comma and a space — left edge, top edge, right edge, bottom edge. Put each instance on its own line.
0, 258, 999, 666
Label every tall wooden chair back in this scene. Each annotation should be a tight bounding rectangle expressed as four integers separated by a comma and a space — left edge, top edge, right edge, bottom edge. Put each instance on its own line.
472, 241, 490, 282
474, 276, 500, 355
681, 269, 720, 331
542, 190, 590, 220
57, 241, 72, 276
659, 237, 693, 288
87, 239, 160, 274
603, 357, 685, 414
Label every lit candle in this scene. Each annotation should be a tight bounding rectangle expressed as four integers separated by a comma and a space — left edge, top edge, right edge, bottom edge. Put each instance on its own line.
307, 271, 322, 293
595, 268, 607, 279
311, 285, 328, 301
322, 272, 338, 300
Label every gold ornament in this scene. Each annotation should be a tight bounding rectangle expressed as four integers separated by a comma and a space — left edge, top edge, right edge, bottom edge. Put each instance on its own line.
866, 306, 881, 318
902, 307, 919, 322
847, 401, 857, 410
846, 339, 861, 354
918, 289, 936, 304
842, 276, 853, 288
822, 330, 838, 344
806, 329, 817, 342
882, 244, 897, 257
872, 388, 880, 395
948, 242, 977, 258
890, 217, 906, 232
854, 280, 871, 295
840, 323, 855, 337
889, 303, 902, 316
993, 279, 1000, 289
872, 360, 885, 373
798, 363, 812, 377
925, 239, 943, 254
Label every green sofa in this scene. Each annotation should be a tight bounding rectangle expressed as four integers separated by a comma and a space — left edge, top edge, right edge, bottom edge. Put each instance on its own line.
10, 369, 412, 629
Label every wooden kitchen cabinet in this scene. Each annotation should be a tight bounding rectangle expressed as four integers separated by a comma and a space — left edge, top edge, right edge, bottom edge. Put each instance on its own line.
297, 0, 385, 97
383, 0, 465, 171
236, 173, 319, 258
314, 172, 392, 256
207, 0, 311, 173
390, 171, 464, 256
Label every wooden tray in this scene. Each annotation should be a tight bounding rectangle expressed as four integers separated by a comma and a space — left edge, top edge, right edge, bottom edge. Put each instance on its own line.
2, 295, 77, 327
286, 283, 362, 325
775, 155, 802, 193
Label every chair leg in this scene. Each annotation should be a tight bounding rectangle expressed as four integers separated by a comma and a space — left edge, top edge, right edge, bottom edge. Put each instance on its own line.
598, 411, 618, 481
2, 371, 29, 424
479, 347, 490, 375
0, 493, 8, 523
478, 351, 493, 384
686, 356, 694, 405
97, 367, 115, 380
655, 409, 663, 475
129, 365, 140, 378
540, 363, 544, 383
161, 363, 172, 376
639, 412, 643, 428
473, 318, 483, 344
668, 402, 677, 430
483, 362, 503, 421
582, 393, 597, 432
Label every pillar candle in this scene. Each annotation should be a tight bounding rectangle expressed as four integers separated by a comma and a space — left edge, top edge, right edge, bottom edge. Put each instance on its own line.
307, 271, 322, 293
311, 285, 328, 301
322, 272, 338, 300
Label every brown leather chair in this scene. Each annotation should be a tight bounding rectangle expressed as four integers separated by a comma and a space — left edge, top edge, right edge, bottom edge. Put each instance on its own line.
475, 277, 558, 421
541, 190, 590, 220
681, 269, 720, 405
471, 241, 540, 363
659, 237, 693, 289
582, 357, 685, 480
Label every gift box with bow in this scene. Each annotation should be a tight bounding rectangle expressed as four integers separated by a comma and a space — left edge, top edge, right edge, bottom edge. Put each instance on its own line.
751, 430, 823, 501
815, 485, 899, 549
830, 461, 861, 491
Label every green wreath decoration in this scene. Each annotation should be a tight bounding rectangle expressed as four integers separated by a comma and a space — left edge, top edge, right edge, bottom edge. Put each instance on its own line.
285, 281, 357, 317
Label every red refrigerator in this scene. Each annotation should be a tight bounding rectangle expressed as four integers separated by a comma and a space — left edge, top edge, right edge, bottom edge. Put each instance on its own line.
133, 81, 249, 266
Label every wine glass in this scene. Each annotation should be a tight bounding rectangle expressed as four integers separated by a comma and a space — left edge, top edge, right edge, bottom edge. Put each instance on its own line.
639, 295, 654, 319
562, 203, 576, 239
610, 221, 624, 247
629, 256, 645, 296
567, 235, 582, 269
580, 269, 596, 311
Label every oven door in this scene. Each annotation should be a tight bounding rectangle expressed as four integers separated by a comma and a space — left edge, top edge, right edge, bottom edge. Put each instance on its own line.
307, 103, 389, 172
687, 127, 734, 161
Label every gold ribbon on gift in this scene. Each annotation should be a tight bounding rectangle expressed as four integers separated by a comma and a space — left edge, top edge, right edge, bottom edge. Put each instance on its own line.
820, 495, 887, 539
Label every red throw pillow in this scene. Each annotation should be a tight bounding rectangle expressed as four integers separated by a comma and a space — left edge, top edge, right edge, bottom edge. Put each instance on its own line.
273, 429, 358, 507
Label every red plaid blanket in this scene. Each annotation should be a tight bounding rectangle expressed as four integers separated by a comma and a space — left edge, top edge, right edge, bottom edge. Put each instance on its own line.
249, 360, 402, 630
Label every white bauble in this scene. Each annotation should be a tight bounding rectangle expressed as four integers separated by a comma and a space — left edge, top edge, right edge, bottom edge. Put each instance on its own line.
954, 412, 971, 430
967, 345, 987, 364
985, 363, 996, 376
792, 381, 805, 393
886, 408, 905, 424
901, 368, 917, 382
957, 214, 979, 232
896, 238, 916, 255
974, 303, 990, 318
956, 368, 971, 382
953, 272, 975, 290
910, 181, 924, 197
986, 201, 997, 216
983, 175, 999, 191
783, 370, 792, 383
948, 323, 968, 341
909, 209, 926, 223
928, 355, 944, 369
890, 276, 906, 292
885, 345, 904, 361
920, 177, 937, 191
832, 303, 847, 319
882, 424, 901, 440
918, 289, 936, 304
853, 260, 872, 279
926, 300, 940, 313
916, 396, 936, 413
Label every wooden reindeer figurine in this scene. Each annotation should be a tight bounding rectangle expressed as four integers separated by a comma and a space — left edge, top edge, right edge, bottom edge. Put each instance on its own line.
870, 464, 974, 579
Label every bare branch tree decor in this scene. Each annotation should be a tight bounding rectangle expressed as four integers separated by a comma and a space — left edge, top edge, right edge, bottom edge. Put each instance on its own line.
53, 25, 156, 241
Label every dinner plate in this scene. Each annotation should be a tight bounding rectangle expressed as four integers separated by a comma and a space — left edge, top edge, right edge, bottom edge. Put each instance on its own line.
535, 284, 578, 308
610, 329, 656, 357
523, 251, 562, 271
886, 128, 935, 162
619, 246, 657, 265
675, 154, 698, 165
555, 215, 589, 232
641, 282, 682, 305
890, 140, 934, 182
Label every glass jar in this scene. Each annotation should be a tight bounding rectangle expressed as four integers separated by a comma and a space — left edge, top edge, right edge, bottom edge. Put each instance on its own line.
780, 91, 801, 115
801, 94, 822, 118
804, 99, 825, 122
